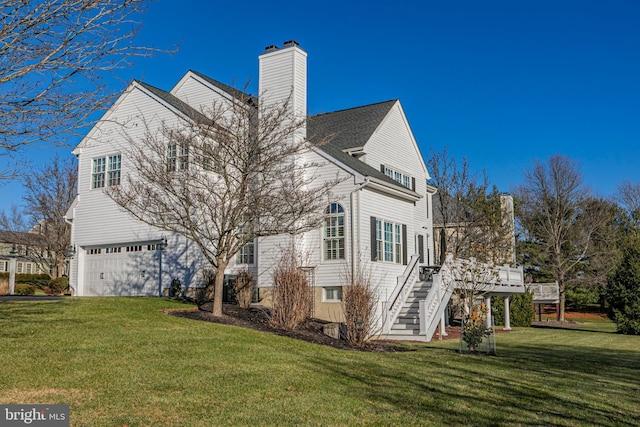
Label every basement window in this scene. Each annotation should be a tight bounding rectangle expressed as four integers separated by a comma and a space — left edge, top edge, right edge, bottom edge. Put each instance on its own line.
323, 287, 342, 302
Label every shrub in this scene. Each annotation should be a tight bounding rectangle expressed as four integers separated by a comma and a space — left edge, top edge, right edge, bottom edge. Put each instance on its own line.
606, 244, 640, 335
461, 302, 492, 352
270, 252, 312, 330
15, 284, 36, 295
342, 261, 378, 347
234, 270, 254, 309
45, 276, 68, 295
492, 291, 533, 327
566, 287, 600, 310
16, 274, 51, 289
169, 278, 183, 299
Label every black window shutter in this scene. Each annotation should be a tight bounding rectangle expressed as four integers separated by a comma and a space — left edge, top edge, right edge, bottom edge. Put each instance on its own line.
411, 177, 416, 191
402, 224, 408, 265
380, 164, 385, 174
417, 234, 424, 263
370, 216, 377, 261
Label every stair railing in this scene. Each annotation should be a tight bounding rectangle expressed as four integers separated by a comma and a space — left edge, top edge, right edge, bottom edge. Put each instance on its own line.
384, 254, 421, 333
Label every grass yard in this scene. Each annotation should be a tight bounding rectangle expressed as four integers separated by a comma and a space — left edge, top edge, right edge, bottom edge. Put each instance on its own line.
1, 298, 639, 426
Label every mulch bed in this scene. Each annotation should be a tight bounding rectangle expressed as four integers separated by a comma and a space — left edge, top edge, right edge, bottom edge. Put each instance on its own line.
167, 303, 402, 352
166, 303, 529, 351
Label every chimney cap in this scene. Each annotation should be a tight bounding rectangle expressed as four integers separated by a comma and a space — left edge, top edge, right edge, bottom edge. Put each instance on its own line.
283, 40, 300, 48
264, 44, 279, 53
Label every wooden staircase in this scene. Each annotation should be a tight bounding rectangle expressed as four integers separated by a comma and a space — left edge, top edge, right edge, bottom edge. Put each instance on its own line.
384, 280, 433, 341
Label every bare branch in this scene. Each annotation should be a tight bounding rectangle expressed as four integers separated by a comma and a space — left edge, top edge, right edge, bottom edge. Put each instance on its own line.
107, 89, 342, 315
0, 0, 169, 179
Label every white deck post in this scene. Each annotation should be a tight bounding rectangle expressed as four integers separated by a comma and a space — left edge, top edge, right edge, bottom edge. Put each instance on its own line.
9, 255, 16, 295
503, 296, 512, 330
485, 295, 492, 328
440, 311, 448, 337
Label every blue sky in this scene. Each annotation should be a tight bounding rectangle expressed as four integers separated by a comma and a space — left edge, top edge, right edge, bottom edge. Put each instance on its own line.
2, 0, 639, 213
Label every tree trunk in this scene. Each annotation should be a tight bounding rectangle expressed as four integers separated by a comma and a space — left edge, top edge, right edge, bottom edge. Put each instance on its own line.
558, 282, 566, 321
212, 258, 228, 316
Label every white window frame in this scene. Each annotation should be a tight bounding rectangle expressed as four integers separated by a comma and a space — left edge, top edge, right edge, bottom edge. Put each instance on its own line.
92, 157, 106, 189
92, 154, 121, 189
323, 203, 345, 261
237, 239, 255, 265
323, 286, 342, 302
107, 154, 122, 186
375, 219, 403, 264
384, 166, 412, 190
168, 144, 189, 172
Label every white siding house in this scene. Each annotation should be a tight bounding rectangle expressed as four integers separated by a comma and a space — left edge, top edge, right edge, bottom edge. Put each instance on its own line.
66, 41, 523, 341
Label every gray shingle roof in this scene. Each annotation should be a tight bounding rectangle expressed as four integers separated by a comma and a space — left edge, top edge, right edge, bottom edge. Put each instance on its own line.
308, 100, 419, 194
188, 70, 258, 106
136, 81, 208, 123
0, 230, 45, 246
136, 74, 418, 196
308, 100, 396, 151
431, 192, 474, 226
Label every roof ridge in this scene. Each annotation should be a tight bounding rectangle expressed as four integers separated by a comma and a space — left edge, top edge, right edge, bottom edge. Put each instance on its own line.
134, 80, 208, 122
187, 70, 258, 105
310, 99, 397, 118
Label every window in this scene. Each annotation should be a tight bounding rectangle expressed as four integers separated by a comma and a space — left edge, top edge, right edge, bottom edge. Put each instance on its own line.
93, 155, 121, 189
383, 165, 413, 190
0, 261, 6, 272
375, 219, 404, 264
324, 203, 345, 260
107, 154, 121, 186
92, 157, 106, 189
237, 240, 255, 264
168, 144, 189, 172
323, 286, 342, 302
26, 263, 32, 274
17, 262, 23, 273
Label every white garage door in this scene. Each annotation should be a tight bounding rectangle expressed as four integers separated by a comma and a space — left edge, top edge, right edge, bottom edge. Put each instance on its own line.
83, 244, 160, 296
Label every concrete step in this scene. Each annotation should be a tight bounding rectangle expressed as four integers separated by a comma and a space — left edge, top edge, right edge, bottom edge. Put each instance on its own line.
388, 325, 421, 334
379, 333, 428, 342
392, 323, 420, 331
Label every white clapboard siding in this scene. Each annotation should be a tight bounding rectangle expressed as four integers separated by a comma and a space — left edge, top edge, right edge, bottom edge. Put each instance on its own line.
259, 45, 307, 117
364, 102, 428, 183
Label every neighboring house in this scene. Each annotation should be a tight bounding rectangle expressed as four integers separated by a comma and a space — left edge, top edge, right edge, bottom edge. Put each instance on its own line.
66, 41, 523, 341
432, 192, 517, 265
0, 230, 49, 276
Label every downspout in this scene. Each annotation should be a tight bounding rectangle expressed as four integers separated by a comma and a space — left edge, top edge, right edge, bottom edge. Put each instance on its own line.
350, 178, 367, 280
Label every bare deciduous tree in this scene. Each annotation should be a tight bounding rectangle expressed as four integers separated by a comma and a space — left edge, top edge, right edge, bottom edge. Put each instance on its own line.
428, 147, 514, 264
23, 154, 78, 278
108, 92, 339, 316
617, 181, 640, 235
0, 0, 159, 179
515, 155, 611, 321
0, 205, 32, 233
341, 257, 379, 347
270, 249, 313, 330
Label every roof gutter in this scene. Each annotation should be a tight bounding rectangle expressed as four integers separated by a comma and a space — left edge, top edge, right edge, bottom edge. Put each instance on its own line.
365, 177, 422, 202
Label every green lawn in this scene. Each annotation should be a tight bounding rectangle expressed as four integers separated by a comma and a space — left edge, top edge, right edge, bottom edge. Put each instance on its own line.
1, 298, 639, 426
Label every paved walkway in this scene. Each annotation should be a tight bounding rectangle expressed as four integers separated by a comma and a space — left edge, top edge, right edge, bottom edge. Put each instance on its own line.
0, 295, 63, 301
